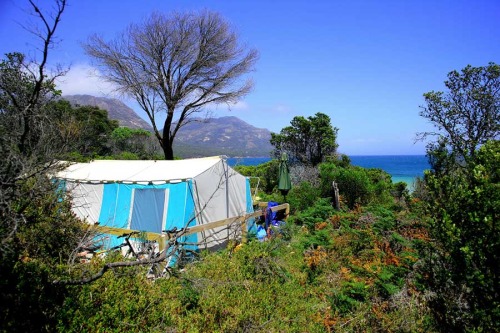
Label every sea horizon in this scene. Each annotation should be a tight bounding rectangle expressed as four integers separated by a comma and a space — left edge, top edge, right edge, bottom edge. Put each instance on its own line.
227, 155, 430, 190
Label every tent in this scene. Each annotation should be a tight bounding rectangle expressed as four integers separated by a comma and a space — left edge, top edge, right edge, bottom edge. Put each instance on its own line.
56, 156, 255, 251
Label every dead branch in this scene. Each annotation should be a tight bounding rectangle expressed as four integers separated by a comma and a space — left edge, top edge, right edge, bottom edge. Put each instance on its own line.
84, 10, 258, 159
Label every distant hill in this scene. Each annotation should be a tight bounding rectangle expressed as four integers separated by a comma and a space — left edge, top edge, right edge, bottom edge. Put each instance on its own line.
62, 94, 152, 130
173, 116, 273, 158
62, 95, 273, 158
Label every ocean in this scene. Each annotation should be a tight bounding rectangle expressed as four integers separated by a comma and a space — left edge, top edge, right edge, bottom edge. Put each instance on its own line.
349, 155, 430, 189
227, 155, 430, 190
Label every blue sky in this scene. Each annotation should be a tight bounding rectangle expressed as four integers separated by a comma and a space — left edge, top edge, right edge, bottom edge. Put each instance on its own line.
1, 0, 499, 155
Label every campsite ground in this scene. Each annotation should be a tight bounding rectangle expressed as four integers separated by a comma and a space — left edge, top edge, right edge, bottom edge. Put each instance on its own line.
54, 160, 438, 332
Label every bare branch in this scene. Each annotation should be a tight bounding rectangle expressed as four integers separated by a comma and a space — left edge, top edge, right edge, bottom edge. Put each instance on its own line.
84, 10, 258, 160
54, 246, 169, 285
0, 0, 69, 254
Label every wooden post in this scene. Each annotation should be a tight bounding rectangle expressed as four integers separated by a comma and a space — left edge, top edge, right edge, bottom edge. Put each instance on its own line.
332, 181, 340, 210
241, 220, 247, 244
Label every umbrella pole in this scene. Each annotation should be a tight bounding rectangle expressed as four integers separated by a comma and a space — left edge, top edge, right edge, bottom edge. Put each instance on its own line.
280, 189, 288, 203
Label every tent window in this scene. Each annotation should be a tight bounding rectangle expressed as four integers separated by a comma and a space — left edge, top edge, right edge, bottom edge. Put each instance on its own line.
130, 189, 167, 233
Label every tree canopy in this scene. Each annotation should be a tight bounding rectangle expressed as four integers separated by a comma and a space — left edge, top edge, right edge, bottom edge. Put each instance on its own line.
84, 10, 258, 160
48, 99, 119, 157
270, 112, 338, 166
418, 62, 500, 162
418, 63, 500, 331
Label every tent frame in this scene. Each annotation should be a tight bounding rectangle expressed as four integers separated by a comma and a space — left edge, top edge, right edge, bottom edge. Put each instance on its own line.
91, 203, 290, 251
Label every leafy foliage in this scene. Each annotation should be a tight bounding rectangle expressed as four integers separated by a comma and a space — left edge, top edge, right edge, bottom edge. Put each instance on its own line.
270, 112, 339, 166
0, 2, 95, 331
288, 197, 335, 230
417, 62, 500, 332
234, 159, 280, 194
320, 163, 369, 208
49, 99, 119, 157
0, 179, 85, 332
419, 62, 500, 162
420, 140, 499, 331
286, 180, 322, 214
110, 127, 155, 159
0, 53, 72, 254
57, 204, 435, 332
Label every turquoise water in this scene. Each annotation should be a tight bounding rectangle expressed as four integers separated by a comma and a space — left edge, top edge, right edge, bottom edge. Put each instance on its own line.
350, 155, 430, 190
227, 157, 271, 166
227, 155, 430, 190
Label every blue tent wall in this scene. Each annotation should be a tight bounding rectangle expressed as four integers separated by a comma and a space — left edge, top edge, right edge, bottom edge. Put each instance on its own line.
98, 183, 132, 248
99, 183, 132, 228
165, 180, 198, 251
97, 182, 198, 249
246, 178, 256, 233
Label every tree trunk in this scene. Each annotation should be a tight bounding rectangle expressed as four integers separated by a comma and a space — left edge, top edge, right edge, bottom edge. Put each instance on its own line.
162, 139, 174, 160
161, 122, 174, 160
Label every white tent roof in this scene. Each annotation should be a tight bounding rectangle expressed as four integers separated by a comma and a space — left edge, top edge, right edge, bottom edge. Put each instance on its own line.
56, 156, 224, 183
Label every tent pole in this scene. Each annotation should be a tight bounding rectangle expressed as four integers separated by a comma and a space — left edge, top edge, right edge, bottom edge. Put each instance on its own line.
223, 157, 229, 218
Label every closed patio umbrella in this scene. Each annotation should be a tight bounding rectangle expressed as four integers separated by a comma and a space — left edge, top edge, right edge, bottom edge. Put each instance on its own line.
278, 152, 291, 201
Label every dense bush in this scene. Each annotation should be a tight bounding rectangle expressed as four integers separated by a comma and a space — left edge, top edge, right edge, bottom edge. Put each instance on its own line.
110, 127, 162, 159
286, 181, 321, 214
319, 163, 372, 208
0, 179, 86, 332
57, 239, 325, 332
57, 206, 436, 332
420, 140, 500, 331
366, 168, 394, 203
318, 163, 396, 209
288, 197, 335, 230
234, 159, 280, 194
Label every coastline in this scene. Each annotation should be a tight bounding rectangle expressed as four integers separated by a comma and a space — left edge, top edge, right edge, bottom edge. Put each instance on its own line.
228, 156, 428, 191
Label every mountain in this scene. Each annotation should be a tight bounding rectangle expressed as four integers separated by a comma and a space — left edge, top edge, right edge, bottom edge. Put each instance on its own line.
62, 94, 152, 130
62, 95, 273, 157
173, 116, 273, 158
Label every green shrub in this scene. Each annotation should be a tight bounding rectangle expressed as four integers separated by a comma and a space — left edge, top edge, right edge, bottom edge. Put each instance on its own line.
319, 163, 372, 209
375, 267, 404, 298
366, 168, 393, 202
179, 278, 200, 313
391, 181, 409, 201
365, 205, 396, 233
112, 151, 140, 160
0, 179, 87, 332
343, 280, 369, 302
53, 199, 438, 333
288, 197, 335, 230
328, 281, 370, 316
234, 159, 280, 194
286, 181, 321, 213
420, 140, 500, 332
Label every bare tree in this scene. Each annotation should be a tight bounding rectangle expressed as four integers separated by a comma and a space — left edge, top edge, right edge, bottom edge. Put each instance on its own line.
84, 10, 258, 160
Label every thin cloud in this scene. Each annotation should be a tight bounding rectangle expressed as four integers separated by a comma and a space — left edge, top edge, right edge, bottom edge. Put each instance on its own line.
351, 138, 383, 144
205, 100, 250, 112
56, 63, 117, 97
227, 100, 249, 111
272, 104, 293, 114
